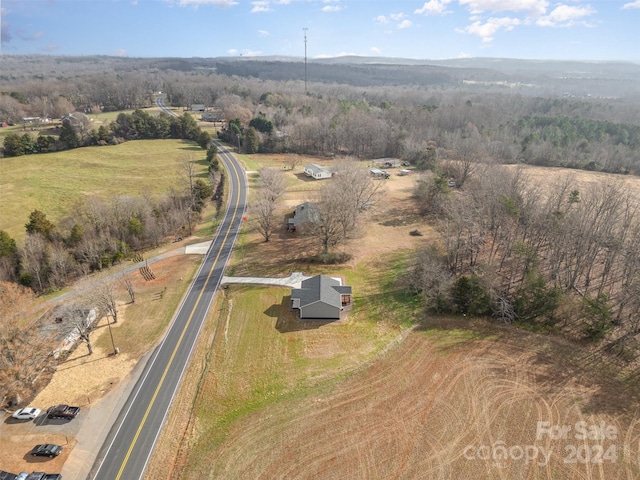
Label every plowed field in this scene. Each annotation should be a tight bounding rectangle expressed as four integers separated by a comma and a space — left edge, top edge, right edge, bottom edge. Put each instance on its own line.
191, 324, 640, 479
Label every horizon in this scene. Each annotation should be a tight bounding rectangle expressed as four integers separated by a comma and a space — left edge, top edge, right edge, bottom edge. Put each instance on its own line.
1, 0, 639, 63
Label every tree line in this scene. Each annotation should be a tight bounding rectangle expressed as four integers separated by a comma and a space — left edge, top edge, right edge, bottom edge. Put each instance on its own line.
3, 59, 640, 175
407, 162, 640, 363
3, 109, 212, 157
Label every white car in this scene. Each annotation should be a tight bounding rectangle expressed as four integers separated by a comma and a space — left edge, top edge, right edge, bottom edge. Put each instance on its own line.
11, 407, 41, 420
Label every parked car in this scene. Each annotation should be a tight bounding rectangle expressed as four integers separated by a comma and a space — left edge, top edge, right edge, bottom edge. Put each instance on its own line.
23, 474, 62, 480
47, 404, 80, 420
11, 407, 41, 420
31, 444, 63, 458
0, 470, 18, 480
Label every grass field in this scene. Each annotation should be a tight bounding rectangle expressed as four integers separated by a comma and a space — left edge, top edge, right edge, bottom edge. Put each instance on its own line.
0, 139, 208, 241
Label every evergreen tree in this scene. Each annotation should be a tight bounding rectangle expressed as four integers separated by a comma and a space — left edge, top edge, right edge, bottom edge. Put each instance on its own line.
59, 119, 79, 149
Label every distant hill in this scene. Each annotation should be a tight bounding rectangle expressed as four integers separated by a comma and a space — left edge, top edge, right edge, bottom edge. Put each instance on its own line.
2, 54, 639, 97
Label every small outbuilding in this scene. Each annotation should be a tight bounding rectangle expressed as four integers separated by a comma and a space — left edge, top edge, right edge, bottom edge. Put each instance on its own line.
291, 275, 352, 320
370, 168, 390, 179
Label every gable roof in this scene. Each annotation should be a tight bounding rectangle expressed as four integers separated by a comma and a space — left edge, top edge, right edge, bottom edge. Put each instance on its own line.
304, 164, 331, 176
291, 274, 352, 310
293, 201, 320, 227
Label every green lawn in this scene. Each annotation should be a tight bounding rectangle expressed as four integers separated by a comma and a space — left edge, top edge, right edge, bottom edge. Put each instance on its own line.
187, 282, 403, 457
0, 139, 207, 241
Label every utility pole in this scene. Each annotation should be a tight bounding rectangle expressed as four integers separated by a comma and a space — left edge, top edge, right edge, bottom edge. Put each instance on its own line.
303, 27, 308, 93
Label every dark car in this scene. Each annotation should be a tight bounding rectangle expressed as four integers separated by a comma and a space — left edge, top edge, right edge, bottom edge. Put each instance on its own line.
23, 474, 62, 480
31, 444, 63, 458
46, 404, 80, 420
0, 470, 17, 480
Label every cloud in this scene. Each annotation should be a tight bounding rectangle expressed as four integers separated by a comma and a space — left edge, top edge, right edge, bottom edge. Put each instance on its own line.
622, 0, 640, 8
398, 19, 413, 29
41, 44, 59, 53
17, 30, 45, 41
321, 5, 342, 12
110, 48, 129, 57
251, 1, 272, 13
370, 46, 381, 54
375, 15, 390, 24
459, 0, 548, 16
178, 0, 238, 7
390, 12, 406, 21
227, 48, 263, 56
258, 29, 270, 37
414, 0, 453, 16
536, 4, 596, 27
457, 16, 521, 42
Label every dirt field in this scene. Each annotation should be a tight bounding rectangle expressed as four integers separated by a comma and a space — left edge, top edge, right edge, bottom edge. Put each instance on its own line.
185, 324, 640, 479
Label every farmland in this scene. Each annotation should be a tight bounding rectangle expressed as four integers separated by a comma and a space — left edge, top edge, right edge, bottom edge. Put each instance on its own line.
0, 138, 207, 241
2, 142, 640, 479
143, 160, 640, 480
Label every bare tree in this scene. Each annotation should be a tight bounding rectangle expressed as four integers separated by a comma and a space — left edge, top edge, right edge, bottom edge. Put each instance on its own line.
61, 304, 96, 355
178, 158, 198, 235
82, 277, 119, 324
0, 283, 55, 405
121, 273, 136, 303
404, 245, 453, 313
250, 168, 286, 242
283, 154, 301, 171
322, 158, 385, 238
308, 159, 386, 254
313, 188, 347, 255
20, 233, 49, 292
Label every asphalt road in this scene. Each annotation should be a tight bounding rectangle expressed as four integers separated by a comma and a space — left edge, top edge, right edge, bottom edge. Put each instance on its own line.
90, 100, 247, 480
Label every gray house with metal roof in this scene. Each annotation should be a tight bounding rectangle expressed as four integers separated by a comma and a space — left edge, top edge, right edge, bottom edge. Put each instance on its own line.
291, 275, 352, 320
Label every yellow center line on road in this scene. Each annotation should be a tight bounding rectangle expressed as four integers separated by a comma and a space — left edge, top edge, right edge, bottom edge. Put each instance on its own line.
114, 152, 243, 479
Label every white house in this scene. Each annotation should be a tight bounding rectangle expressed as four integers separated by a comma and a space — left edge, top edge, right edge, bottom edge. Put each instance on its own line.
303, 164, 332, 179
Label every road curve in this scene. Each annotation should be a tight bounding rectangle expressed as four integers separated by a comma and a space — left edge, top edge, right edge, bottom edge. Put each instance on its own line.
90, 97, 247, 479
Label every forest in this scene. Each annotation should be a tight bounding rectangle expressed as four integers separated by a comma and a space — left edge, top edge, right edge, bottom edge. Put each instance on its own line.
2, 54, 640, 365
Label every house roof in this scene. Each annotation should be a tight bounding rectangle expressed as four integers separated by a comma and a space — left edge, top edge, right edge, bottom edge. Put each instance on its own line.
291, 275, 352, 310
293, 201, 320, 227
304, 164, 331, 175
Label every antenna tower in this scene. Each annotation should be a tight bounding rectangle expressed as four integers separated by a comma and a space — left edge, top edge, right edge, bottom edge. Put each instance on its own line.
303, 27, 308, 93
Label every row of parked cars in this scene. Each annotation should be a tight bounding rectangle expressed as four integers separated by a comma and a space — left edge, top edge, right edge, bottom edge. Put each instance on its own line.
11, 405, 80, 421
0, 471, 61, 480
3, 404, 81, 480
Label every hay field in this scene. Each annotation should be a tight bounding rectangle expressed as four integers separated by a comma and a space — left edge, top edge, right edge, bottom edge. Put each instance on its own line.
0, 139, 207, 241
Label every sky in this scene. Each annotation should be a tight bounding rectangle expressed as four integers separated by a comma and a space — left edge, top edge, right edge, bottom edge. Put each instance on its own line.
1, 0, 639, 62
